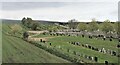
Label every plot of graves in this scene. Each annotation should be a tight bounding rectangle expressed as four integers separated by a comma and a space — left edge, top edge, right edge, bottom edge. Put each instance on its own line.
28, 31, 119, 63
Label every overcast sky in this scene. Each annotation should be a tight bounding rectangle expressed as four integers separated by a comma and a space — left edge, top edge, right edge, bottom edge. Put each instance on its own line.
0, 1, 119, 22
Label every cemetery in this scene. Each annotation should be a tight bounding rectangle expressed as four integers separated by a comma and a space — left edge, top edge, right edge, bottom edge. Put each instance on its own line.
22, 18, 119, 64
2, 17, 119, 64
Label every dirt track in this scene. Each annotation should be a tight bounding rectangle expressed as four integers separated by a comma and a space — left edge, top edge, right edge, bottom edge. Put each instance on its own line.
27, 31, 57, 41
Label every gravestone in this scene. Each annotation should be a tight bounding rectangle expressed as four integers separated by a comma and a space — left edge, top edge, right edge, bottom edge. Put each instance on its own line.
103, 36, 106, 40
103, 38, 106, 40
94, 48, 99, 51
99, 49, 102, 52
43, 41, 46, 43
112, 51, 116, 56
85, 44, 88, 48
88, 45, 92, 49
67, 49, 70, 52
110, 50, 113, 55
40, 39, 42, 42
117, 44, 120, 48
82, 44, 85, 47
89, 36, 91, 38
84, 55, 87, 59
98, 35, 101, 37
91, 57, 94, 61
105, 61, 108, 65
88, 56, 92, 60
92, 47, 95, 50
109, 38, 112, 41
82, 35, 84, 37
50, 43, 51, 45
94, 56, 98, 62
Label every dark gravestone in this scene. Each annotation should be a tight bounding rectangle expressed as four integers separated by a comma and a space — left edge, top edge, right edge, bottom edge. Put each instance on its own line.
73, 42, 75, 45
88, 45, 92, 49
88, 56, 92, 60
90, 36, 92, 39
56, 33, 59, 36
94, 48, 99, 51
76, 42, 79, 46
68, 35, 70, 36
92, 47, 95, 50
53, 34, 55, 36
50, 43, 51, 45
82, 35, 84, 37
71, 42, 74, 44
40, 39, 42, 42
105, 61, 108, 65
110, 36, 113, 38
43, 32, 46, 35
94, 57, 98, 62
82, 44, 85, 47
89, 36, 91, 38
43, 41, 46, 43
117, 53, 120, 57
109, 38, 112, 41
112, 51, 116, 56
98, 35, 101, 37
103, 38, 106, 40
117, 45, 120, 48
73, 51, 76, 55
84, 55, 87, 59
67, 49, 70, 52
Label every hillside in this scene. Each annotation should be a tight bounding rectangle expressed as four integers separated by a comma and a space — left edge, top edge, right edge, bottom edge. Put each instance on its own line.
2, 22, 69, 63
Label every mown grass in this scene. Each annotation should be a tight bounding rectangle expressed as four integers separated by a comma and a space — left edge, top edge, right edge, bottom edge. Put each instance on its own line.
35, 34, 118, 63
2, 22, 69, 63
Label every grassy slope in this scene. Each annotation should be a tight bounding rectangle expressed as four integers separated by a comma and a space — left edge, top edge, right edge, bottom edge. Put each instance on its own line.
2, 22, 69, 63
0, 21, 2, 63
35, 34, 118, 63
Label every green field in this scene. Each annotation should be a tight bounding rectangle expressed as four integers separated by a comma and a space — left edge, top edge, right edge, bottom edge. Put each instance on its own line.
2, 20, 119, 64
34, 33, 118, 63
2, 22, 69, 63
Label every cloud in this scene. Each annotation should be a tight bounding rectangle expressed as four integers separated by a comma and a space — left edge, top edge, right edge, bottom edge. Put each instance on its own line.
0, 0, 120, 2
0, 2, 118, 22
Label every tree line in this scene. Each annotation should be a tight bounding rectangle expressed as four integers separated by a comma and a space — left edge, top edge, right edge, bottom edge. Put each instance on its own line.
68, 19, 119, 35
21, 17, 39, 30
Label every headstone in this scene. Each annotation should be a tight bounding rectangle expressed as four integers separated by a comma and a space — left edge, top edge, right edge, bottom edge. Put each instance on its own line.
82, 44, 85, 47
103, 36, 106, 40
88, 56, 92, 60
91, 57, 94, 61
82, 35, 84, 37
67, 49, 70, 52
94, 48, 99, 51
112, 51, 116, 56
84, 55, 87, 59
103, 38, 106, 40
88, 45, 92, 49
117, 45, 120, 48
85, 44, 88, 48
102, 48, 106, 54
109, 38, 112, 41
105, 61, 108, 65
50, 43, 51, 45
40, 39, 42, 42
98, 35, 101, 37
89, 36, 91, 38
92, 47, 95, 50
110, 50, 113, 55
43, 41, 46, 43
94, 56, 98, 62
